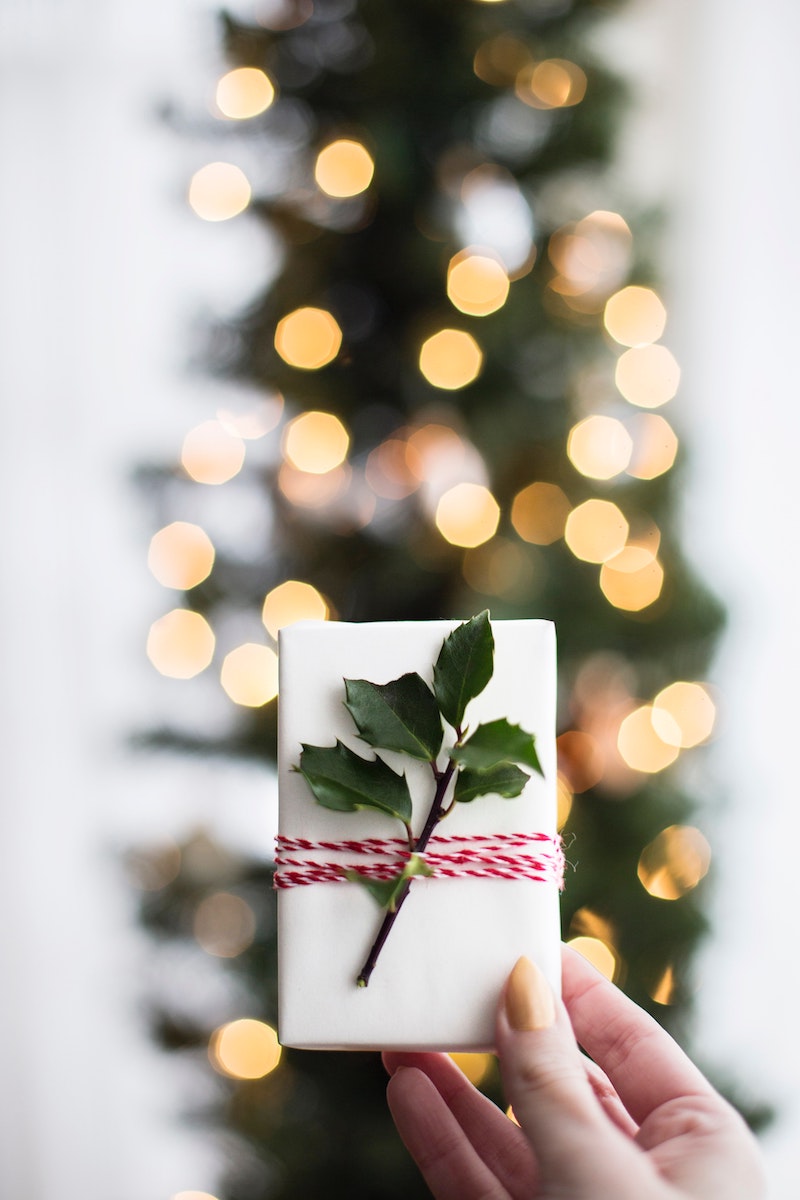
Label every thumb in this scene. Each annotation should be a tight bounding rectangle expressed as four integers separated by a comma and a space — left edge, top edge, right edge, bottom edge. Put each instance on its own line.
496, 957, 612, 1183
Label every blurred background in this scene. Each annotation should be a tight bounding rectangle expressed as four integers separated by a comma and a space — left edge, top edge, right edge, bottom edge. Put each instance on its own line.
1, 0, 797, 1196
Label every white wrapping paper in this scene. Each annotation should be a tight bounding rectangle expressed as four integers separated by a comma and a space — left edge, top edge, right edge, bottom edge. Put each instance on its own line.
277, 618, 559, 1051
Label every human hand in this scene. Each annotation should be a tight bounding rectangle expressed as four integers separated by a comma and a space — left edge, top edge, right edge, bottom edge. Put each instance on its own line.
383, 945, 765, 1199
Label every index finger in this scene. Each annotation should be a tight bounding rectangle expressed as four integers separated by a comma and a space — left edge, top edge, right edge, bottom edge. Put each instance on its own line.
562, 944, 715, 1124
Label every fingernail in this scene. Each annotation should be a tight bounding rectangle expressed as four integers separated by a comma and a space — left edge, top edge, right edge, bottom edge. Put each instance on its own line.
505, 956, 555, 1031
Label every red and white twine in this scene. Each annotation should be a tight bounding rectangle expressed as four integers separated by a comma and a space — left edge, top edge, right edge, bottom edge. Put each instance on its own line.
274, 831, 565, 891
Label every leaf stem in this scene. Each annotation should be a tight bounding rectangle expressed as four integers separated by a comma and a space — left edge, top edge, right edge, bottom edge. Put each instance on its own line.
356, 755, 457, 987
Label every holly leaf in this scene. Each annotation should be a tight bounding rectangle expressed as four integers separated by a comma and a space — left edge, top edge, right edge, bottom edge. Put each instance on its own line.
433, 611, 494, 730
344, 672, 443, 761
346, 854, 433, 911
298, 741, 412, 824
449, 718, 544, 776
453, 762, 529, 804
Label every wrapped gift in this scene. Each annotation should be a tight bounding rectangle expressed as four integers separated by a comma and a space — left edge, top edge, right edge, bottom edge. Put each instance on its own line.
276, 616, 560, 1051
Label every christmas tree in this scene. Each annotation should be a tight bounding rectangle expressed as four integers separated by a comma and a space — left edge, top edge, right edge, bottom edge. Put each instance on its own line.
136, 2, 760, 1196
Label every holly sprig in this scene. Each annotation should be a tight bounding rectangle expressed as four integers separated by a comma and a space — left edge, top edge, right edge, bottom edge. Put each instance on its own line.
295, 612, 543, 986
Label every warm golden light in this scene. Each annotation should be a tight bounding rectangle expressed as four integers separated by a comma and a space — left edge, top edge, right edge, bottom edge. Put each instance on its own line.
262, 580, 329, 638
626, 413, 679, 479
565, 499, 628, 563
638, 825, 711, 900
447, 250, 510, 316
511, 481, 570, 545
282, 410, 350, 474
147, 609, 215, 679
275, 306, 343, 370
449, 1052, 493, 1086
188, 162, 252, 221
615, 345, 680, 408
278, 462, 350, 508
181, 420, 246, 485
547, 210, 633, 302
365, 437, 422, 499
567, 415, 633, 480
473, 35, 532, 87
210, 1018, 282, 1080
650, 965, 677, 1006
653, 682, 716, 748
435, 482, 500, 548
617, 705, 680, 773
194, 892, 256, 958
567, 936, 617, 981
462, 537, 533, 598
557, 730, 604, 793
220, 643, 279, 707
517, 59, 587, 109
148, 522, 215, 590
604, 286, 667, 347
600, 547, 664, 611
314, 138, 375, 197
419, 328, 483, 390
215, 67, 275, 119
556, 772, 573, 829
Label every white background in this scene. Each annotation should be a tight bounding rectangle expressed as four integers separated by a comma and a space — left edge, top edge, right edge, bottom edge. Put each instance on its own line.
0, 0, 796, 1196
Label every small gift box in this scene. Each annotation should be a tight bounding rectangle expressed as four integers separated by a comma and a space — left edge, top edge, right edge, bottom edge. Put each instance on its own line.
276, 616, 560, 1052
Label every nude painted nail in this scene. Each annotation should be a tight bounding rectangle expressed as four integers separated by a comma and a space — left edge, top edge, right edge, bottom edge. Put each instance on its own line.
505, 956, 556, 1031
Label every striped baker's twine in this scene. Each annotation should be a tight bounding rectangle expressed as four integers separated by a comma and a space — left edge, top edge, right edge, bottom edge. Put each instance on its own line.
273, 831, 565, 890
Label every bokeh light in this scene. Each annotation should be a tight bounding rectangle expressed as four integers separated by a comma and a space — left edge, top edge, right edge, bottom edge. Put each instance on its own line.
604, 286, 667, 347
511, 481, 570, 545
547, 210, 632, 305
564, 499, 628, 563
600, 546, 664, 611
274, 307, 343, 370
278, 463, 351, 508
314, 139, 375, 197
282, 410, 350, 474
653, 681, 716, 748
148, 522, 215, 590
557, 730, 604, 793
209, 1018, 281, 1080
566, 935, 617, 981
220, 643, 279, 706
215, 67, 275, 119
262, 580, 329, 638
556, 772, 573, 829
617, 705, 680, 773
419, 329, 483, 390
194, 892, 257, 958
626, 413, 678, 479
449, 1052, 492, 1086
435, 482, 500, 547
567, 415, 633, 480
638, 825, 712, 900
649, 965, 677, 1006
446, 250, 510, 316
516, 59, 587, 109
462, 537, 533, 598
126, 841, 182, 892
217, 393, 284, 439
147, 609, 215, 679
188, 162, 252, 221
365, 436, 422, 499
182, 420, 246, 485
473, 35, 532, 87
615, 345, 680, 408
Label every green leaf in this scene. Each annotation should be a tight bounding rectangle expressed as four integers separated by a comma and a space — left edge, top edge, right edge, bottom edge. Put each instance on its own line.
450, 718, 544, 776
344, 672, 443, 760
298, 741, 412, 824
433, 611, 494, 730
346, 854, 433, 911
453, 762, 529, 804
